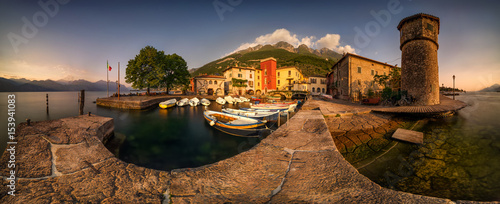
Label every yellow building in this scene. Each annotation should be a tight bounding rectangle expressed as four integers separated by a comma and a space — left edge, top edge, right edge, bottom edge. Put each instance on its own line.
223, 66, 256, 95
276, 66, 305, 91
192, 75, 226, 96
255, 68, 262, 95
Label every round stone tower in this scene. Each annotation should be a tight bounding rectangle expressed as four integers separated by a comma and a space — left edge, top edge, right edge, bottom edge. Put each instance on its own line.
398, 13, 440, 105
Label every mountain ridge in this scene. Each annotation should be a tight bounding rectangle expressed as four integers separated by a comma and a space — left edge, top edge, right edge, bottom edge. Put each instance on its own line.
478, 83, 500, 92
0, 77, 129, 92
192, 41, 342, 77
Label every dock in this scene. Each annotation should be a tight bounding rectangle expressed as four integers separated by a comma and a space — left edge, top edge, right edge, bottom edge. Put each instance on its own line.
96, 95, 221, 109
391, 128, 424, 144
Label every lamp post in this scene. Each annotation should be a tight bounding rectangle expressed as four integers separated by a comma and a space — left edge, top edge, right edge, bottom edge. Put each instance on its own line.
452, 75, 456, 100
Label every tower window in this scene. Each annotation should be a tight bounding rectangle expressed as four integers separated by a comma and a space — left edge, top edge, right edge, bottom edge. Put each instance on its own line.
358, 67, 362, 73
371, 70, 374, 75
426, 23, 434, 32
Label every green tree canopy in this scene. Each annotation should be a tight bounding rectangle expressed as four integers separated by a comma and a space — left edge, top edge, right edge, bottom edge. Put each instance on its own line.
125, 46, 190, 94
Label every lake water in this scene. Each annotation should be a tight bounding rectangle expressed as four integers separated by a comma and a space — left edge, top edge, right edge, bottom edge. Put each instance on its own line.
0, 92, 263, 171
356, 92, 500, 201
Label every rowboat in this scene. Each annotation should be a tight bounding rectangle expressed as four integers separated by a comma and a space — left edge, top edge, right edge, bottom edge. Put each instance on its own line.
203, 110, 267, 137
216, 97, 226, 105
189, 97, 200, 106
201, 98, 210, 106
224, 96, 235, 104
222, 108, 279, 121
176, 98, 189, 107
159, 99, 177, 109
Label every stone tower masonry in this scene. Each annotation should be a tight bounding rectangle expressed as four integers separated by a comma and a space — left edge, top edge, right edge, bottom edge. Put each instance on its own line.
398, 13, 440, 105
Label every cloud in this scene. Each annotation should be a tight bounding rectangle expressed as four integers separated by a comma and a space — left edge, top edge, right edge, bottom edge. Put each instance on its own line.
229, 28, 355, 55
315, 34, 356, 54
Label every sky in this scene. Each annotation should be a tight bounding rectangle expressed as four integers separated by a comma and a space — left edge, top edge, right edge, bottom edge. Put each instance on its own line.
0, 0, 499, 91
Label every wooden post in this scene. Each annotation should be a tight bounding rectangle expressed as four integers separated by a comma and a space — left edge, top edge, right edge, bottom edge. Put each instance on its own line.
287, 111, 289, 126
46, 93, 49, 114
79, 90, 85, 115
117, 62, 120, 100
278, 111, 281, 127
452, 75, 456, 100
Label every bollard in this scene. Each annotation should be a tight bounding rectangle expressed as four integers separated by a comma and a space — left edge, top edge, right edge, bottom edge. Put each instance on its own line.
278, 111, 281, 127
79, 90, 85, 115
287, 111, 289, 126
26, 118, 31, 126
88, 112, 91, 116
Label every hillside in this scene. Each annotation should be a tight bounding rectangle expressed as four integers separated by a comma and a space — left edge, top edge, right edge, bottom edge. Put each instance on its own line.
0, 78, 129, 92
479, 84, 500, 92
192, 42, 341, 77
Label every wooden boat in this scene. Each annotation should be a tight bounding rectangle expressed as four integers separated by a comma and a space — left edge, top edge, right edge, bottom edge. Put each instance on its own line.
176, 98, 189, 106
203, 110, 267, 137
159, 99, 177, 109
216, 97, 226, 105
200, 98, 210, 106
224, 96, 235, 104
189, 97, 200, 106
222, 108, 279, 120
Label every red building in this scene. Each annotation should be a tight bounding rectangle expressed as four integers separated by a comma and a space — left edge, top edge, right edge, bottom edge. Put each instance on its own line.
260, 57, 277, 93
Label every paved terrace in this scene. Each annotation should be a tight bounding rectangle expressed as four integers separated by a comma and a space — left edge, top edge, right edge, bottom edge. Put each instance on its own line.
2, 102, 476, 203
96, 95, 221, 109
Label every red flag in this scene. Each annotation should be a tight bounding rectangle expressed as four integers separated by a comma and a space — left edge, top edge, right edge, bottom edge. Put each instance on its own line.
107, 61, 112, 71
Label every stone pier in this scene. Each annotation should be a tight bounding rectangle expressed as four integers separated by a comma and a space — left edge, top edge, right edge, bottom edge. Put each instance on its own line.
0, 101, 477, 203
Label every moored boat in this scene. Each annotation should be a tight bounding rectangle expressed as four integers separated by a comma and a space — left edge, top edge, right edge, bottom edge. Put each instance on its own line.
224, 96, 235, 104
203, 110, 267, 137
189, 97, 200, 106
222, 108, 278, 121
176, 98, 189, 106
201, 98, 210, 106
239, 96, 250, 102
159, 99, 177, 109
234, 97, 242, 103
216, 97, 226, 105
250, 96, 261, 101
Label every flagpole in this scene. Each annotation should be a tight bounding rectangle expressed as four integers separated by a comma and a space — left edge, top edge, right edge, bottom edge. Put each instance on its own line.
107, 60, 109, 97
118, 62, 120, 100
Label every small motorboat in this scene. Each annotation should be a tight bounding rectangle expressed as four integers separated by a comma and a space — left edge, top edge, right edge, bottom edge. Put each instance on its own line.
250, 96, 261, 101
176, 98, 189, 107
159, 99, 177, 109
222, 108, 279, 121
267, 95, 282, 100
201, 98, 210, 106
250, 103, 297, 112
234, 97, 242, 103
239, 96, 250, 102
189, 97, 200, 106
203, 110, 267, 137
224, 96, 235, 104
216, 97, 226, 105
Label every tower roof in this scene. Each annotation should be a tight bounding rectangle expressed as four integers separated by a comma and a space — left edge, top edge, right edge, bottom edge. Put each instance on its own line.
397, 13, 440, 31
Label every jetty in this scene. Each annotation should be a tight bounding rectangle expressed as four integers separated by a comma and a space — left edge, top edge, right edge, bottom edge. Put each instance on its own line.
0, 100, 461, 203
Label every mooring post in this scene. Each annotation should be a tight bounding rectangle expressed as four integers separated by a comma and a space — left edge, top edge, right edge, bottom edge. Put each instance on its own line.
26, 118, 31, 126
46, 93, 49, 114
287, 111, 289, 126
79, 90, 85, 115
278, 111, 281, 127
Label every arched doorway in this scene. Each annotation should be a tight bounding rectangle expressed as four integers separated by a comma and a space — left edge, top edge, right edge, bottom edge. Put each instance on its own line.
207, 88, 214, 95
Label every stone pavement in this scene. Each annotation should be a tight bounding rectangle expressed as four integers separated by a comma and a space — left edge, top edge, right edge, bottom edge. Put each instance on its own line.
0, 103, 465, 203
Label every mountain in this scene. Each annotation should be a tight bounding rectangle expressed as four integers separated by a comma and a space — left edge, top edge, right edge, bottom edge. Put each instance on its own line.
478, 84, 500, 92
0, 78, 130, 92
192, 41, 342, 77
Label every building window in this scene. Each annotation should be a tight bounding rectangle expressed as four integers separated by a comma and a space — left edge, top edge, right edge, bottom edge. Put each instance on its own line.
238, 74, 242, 78
239, 68, 241, 72
371, 70, 374, 75
427, 23, 434, 31
278, 72, 280, 77
258, 82, 260, 86
375, 71, 378, 75
250, 74, 252, 78
288, 70, 291, 76
265, 70, 267, 76
249, 81, 253, 87
317, 88, 320, 93
358, 80, 361, 85
209, 80, 212, 85
214, 80, 217, 85
358, 67, 362, 73
229, 73, 232, 77
257, 76, 260, 80
322, 88, 325, 93
312, 87, 315, 92
278, 80, 280, 85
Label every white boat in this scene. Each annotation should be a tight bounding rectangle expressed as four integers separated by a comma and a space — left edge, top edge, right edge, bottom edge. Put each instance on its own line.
189, 97, 200, 106
239, 96, 250, 102
216, 97, 226, 105
201, 98, 210, 106
222, 108, 278, 121
234, 97, 242, 103
159, 99, 177, 109
176, 98, 189, 107
224, 96, 235, 104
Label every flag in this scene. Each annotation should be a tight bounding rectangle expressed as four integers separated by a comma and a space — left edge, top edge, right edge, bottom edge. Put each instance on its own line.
107, 61, 112, 71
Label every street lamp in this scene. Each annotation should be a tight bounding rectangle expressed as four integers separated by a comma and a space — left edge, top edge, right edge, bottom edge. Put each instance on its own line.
452, 75, 456, 100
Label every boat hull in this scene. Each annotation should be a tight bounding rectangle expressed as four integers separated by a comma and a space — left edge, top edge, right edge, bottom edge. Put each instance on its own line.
203, 111, 267, 137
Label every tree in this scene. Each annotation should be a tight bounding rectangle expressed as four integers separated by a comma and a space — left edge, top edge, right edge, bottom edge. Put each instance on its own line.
373, 74, 389, 88
389, 67, 401, 91
125, 46, 190, 94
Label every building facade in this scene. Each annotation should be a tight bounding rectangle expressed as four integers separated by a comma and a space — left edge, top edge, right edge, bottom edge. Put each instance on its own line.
327, 53, 396, 101
276, 66, 305, 91
193, 75, 225, 96
398, 13, 440, 105
260, 57, 277, 93
223, 66, 256, 95
308, 76, 327, 95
